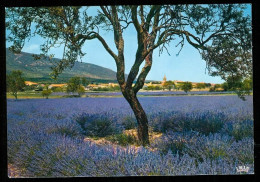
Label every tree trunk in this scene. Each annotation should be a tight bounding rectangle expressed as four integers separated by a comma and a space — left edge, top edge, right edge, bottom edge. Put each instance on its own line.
123, 89, 150, 146
14, 92, 17, 100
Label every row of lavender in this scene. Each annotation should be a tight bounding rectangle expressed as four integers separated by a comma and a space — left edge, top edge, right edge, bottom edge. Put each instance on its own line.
7, 96, 254, 176
51, 90, 236, 96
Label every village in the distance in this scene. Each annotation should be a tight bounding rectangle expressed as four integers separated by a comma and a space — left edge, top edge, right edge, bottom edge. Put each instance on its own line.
24, 75, 220, 93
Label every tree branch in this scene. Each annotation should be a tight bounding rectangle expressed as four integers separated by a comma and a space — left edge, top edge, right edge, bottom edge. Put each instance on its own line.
126, 8, 160, 90
111, 6, 126, 87
130, 6, 141, 34
111, 6, 123, 51
202, 31, 232, 45
100, 6, 113, 25
151, 29, 207, 55
145, 5, 161, 31
133, 54, 152, 94
77, 32, 118, 61
95, 33, 119, 61
139, 5, 145, 26
126, 57, 143, 89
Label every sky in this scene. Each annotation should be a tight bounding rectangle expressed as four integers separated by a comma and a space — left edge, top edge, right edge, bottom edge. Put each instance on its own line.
6, 5, 252, 84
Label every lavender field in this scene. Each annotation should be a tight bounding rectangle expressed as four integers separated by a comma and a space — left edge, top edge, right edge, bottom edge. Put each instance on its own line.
7, 95, 254, 177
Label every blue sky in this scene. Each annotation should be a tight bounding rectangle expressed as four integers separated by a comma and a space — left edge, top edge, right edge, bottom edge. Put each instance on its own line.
6, 5, 252, 84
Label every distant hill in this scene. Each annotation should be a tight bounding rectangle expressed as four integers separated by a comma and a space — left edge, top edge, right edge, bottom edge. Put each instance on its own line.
6, 48, 119, 83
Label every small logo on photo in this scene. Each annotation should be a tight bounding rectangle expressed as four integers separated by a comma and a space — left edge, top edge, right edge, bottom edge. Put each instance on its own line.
236, 166, 250, 173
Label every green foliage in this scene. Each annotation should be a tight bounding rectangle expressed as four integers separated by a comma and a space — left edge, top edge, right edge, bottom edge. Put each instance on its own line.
209, 87, 215, 92
92, 85, 120, 92
77, 86, 85, 97
195, 83, 206, 90
231, 124, 253, 141
51, 87, 63, 92
66, 76, 87, 96
74, 113, 117, 137
62, 95, 80, 98
161, 137, 187, 155
93, 87, 109, 91
204, 83, 211, 87
106, 133, 137, 146
201, 18, 252, 82
35, 85, 43, 91
180, 82, 193, 93
222, 120, 253, 141
6, 70, 26, 99
226, 76, 242, 91
66, 77, 80, 93
154, 86, 162, 90
158, 111, 225, 136
205, 147, 228, 161
86, 119, 116, 137
151, 81, 161, 84
113, 85, 121, 91
47, 126, 79, 137
221, 75, 253, 100
242, 78, 253, 93
209, 84, 222, 92
236, 77, 253, 100
163, 81, 175, 91
221, 82, 229, 91
175, 84, 181, 91
122, 116, 137, 130
42, 89, 52, 99
143, 85, 162, 91
81, 77, 89, 87
24, 85, 37, 91
214, 84, 222, 89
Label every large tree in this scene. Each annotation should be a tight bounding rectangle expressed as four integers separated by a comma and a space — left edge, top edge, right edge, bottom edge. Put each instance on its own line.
6, 5, 252, 146
221, 75, 253, 100
6, 70, 26, 100
66, 76, 86, 96
163, 80, 175, 91
196, 83, 206, 90
180, 81, 193, 93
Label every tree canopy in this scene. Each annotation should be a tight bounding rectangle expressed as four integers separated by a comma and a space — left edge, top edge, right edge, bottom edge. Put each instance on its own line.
221, 75, 253, 100
6, 70, 26, 100
180, 81, 193, 93
163, 80, 175, 91
6, 5, 252, 82
66, 76, 86, 96
42, 89, 52, 99
196, 83, 206, 90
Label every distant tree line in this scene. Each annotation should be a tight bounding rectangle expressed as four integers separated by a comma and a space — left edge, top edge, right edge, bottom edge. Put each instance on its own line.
7, 70, 252, 100
92, 85, 121, 92
208, 75, 252, 95
6, 70, 92, 99
144, 81, 210, 92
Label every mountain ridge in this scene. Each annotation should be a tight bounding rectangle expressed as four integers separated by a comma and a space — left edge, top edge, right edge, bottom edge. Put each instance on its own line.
6, 48, 119, 83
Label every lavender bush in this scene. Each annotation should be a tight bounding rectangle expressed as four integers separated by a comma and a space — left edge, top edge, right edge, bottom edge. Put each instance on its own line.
74, 112, 120, 137
7, 95, 254, 176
